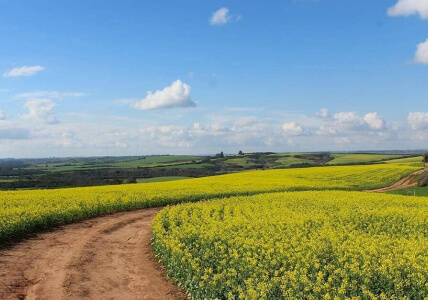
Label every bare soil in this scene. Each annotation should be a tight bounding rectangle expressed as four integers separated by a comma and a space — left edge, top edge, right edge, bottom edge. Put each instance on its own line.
0, 208, 187, 300
366, 168, 426, 193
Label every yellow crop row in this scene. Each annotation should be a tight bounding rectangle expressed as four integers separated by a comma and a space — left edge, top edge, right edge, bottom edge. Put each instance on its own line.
0, 164, 419, 243
152, 191, 428, 299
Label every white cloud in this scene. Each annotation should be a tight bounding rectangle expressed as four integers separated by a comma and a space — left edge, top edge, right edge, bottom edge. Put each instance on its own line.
0, 111, 5, 120
415, 38, 428, 64
363, 112, 385, 130
316, 125, 338, 136
210, 7, 231, 25
1, 105, 425, 157
21, 98, 59, 124
3, 65, 45, 77
334, 112, 364, 129
408, 112, 428, 129
332, 111, 386, 131
315, 108, 330, 118
133, 80, 196, 110
282, 122, 303, 136
15, 91, 85, 99
209, 7, 241, 26
388, 0, 428, 19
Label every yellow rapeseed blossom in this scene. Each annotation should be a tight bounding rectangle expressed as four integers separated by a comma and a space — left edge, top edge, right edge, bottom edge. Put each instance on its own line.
0, 164, 418, 243
152, 191, 428, 299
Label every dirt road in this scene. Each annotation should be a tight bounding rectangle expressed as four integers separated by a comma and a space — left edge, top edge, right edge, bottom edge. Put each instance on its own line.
0, 208, 187, 300
367, 168, 425, 193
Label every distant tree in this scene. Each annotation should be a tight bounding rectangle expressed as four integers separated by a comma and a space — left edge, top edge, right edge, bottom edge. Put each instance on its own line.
238, 150, 244, 155
424, 153, 428, 164
215, 151, 224, 158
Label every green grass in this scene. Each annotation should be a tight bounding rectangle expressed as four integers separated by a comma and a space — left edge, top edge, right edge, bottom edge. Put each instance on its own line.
162, 163, 213, 169
326, 154, 403, 165
384, 156, 424, 166
109, 155, 203, 168
275, 155, 314, 167
136, 176, 193, 183
24, 155, 205, 172
387, 186, 428, 197
223, 158, 256, 167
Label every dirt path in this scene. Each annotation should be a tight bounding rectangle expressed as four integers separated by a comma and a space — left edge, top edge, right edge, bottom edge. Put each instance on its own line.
0, 208, 187, 300
366, 168, 425, 193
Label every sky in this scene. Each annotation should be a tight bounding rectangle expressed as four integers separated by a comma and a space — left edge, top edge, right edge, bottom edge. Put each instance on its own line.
0, 0, 428, 158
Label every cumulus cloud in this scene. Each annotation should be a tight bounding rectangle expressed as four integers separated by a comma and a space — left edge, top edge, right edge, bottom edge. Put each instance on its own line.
133, 80, 196, 110
316, 125, 338, 136
0, 110, 5, 120
408, 112, 428, 129
332, 111, 386, 131
415, 38, 428, 64
282, 122, 303, 136
21, 98, 59, 124
315, 108, 330, 118
388, 0, 428, 19
15, 91, 85, 99
209, 7, 241, 25
334, 112, 364, 129
3, 65, 45, 77
210, 7, 231, 25
363, 112, 385, 130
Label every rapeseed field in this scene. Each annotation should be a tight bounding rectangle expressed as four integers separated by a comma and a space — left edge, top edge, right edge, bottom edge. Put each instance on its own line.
0, 164, 418, 243
153, 191, 428, 299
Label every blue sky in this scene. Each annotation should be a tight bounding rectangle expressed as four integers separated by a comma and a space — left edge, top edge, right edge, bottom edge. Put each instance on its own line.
0, 0, 427, 157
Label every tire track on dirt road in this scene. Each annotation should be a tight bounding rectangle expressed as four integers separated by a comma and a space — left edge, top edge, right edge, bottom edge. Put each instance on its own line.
0, 208, 187, 300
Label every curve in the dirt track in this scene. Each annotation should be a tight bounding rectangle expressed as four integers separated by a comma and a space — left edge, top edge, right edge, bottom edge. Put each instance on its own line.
0, 208, 187, 300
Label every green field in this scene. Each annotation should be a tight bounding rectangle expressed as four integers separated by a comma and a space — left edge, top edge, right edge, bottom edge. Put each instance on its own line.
274, 154, 314, 167
384, 156, 424, 166
163, 162, 213, 169
223, 158, 256, 167
136, 176, 192, 183
109, 155, 202, 168
326, 154, 405, 165
26, 155, 204, 172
